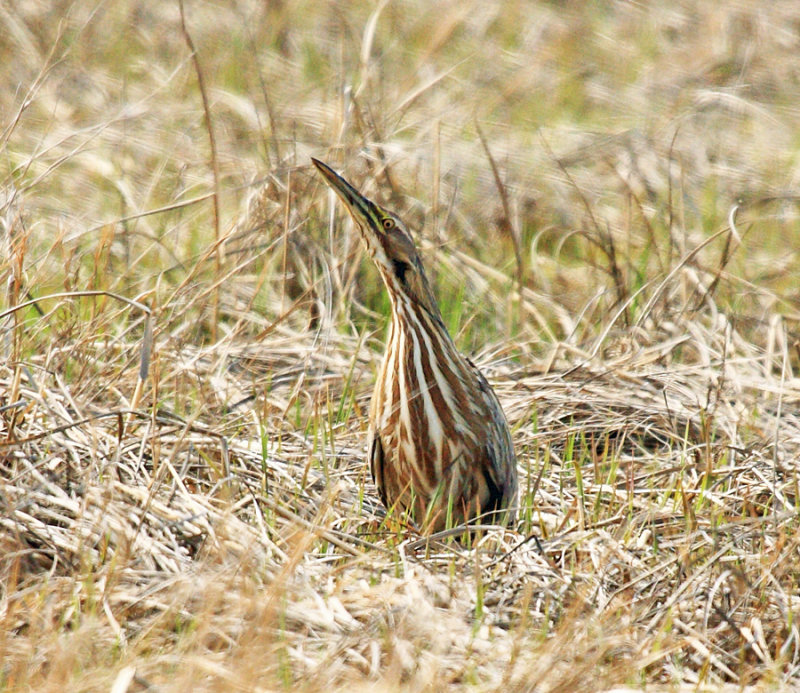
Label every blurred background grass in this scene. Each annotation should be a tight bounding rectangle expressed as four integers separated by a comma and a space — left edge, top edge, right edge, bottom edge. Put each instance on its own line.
4, 0, 798, 367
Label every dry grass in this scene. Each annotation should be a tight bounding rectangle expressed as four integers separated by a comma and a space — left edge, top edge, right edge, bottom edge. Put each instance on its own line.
2, 1, 800, 690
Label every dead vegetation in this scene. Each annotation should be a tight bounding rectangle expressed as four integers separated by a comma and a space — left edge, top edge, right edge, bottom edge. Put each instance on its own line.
2, 1, 800, 690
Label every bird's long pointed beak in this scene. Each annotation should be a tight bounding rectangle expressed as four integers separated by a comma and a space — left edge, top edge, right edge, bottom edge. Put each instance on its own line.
312, 158, 382, 228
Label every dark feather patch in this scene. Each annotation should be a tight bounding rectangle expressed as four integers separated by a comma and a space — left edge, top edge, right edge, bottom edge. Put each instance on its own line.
481, 446, 504, 513
392, 259, 409, 283
369, 435, 388, 507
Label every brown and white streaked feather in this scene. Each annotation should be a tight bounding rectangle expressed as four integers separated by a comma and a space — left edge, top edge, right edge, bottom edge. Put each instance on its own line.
312, 158, 518, 533
370, 289, 517, 531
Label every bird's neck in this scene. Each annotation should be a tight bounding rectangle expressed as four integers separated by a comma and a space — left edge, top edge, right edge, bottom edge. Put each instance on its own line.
380, 265, 443, 327
389, 292, 456, 358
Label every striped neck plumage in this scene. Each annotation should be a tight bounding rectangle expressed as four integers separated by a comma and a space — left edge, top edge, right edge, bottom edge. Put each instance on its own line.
382, 264, 450, 341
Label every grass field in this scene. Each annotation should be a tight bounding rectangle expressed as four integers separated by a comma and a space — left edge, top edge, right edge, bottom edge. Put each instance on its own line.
2, 1, 800, 690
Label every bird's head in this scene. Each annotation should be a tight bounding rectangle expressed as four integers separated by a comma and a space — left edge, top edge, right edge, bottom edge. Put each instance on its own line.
312, 158, 440, 321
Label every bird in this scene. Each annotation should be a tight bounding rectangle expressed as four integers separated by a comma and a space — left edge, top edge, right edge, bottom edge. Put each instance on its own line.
312, 158, 518, 534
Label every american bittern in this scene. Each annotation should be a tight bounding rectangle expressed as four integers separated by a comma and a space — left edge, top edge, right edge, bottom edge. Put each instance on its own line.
313, 159, 518, 533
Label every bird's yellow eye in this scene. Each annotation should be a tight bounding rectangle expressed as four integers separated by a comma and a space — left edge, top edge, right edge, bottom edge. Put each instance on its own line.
382, 218, 395, 230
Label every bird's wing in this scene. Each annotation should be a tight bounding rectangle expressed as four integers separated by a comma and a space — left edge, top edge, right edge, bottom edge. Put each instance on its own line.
472, 365, 519, 519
